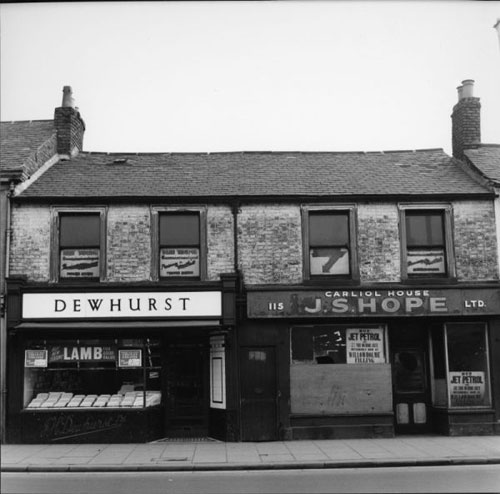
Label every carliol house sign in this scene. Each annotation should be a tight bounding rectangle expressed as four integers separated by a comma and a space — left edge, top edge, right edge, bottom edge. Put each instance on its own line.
247, 287, 500, 318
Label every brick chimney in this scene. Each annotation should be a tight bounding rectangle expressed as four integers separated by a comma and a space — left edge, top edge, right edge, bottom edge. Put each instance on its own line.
54, 86, 85, 157
451, 79, 481, 160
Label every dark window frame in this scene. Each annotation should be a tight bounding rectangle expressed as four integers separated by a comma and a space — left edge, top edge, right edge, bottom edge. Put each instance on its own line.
429, 322, 492, 409
399, 204, 455, 281
302, 205, 358, 282
50, 207, 107, 283
151, 206, 207, 282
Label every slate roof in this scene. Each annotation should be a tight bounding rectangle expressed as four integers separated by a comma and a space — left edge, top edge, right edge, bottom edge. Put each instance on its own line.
15, 148, 491, 200
464, 145, 500, 184
0, 120, 56, 179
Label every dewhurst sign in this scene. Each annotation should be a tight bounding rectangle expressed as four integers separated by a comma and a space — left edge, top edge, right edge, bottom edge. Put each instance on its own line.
22, 291, 222, 319
248, 288, 500, 318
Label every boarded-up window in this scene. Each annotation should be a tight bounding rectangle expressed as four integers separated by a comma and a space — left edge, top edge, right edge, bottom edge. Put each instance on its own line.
291, 325, 386, 365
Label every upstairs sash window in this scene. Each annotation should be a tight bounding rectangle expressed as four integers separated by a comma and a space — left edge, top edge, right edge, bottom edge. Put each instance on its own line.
59, 214, 101, 280
309, 211, 351, 277
159, 212, 200, 279
405, 211, 446, 276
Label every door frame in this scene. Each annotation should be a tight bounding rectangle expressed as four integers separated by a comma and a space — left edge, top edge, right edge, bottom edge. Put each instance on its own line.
391, 345, 432, 434
239, 345, 279, 441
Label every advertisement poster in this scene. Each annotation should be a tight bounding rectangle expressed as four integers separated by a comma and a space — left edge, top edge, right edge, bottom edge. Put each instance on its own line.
449, 371, 486, 406
160, 248, 200, 277
407, 249, 445, 274
346, 327, 385, 363
49, 345, 117, 363
60, 249, 99, 278
24, 349, 48, 368
310, 248, 349, 276
118, 349, 142, 367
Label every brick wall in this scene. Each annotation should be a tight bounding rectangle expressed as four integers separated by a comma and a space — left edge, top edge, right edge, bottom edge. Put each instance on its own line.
107, 205, 152, 282
9, 204, 51, 281
454, 200, 498, 281
238, 204, 303, 285
358, 204, 401, 282
8, 200, 498, 285
207, 205, 235, 281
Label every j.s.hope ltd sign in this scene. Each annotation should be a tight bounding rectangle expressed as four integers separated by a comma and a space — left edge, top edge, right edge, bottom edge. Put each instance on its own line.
248, 288, 500, 318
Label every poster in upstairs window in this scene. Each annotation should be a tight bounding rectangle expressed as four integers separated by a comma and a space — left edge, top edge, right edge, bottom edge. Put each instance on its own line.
60, 249, 100, 278
160, 248, 200, 277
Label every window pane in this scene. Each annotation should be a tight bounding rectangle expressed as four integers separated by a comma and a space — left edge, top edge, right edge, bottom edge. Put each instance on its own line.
309, 213, 349, 246
447, 323, 491, 407
310, 247, 350, 275
60, 214, 100, 247
406, 212, 444, 247
160, 213, 200, 246
24, 339, 162, 410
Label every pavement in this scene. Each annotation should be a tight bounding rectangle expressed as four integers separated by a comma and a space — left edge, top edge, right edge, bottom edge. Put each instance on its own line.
2, 435, 500, 472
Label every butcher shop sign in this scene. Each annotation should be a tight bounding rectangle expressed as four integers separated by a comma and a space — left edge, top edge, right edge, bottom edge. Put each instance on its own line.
22, 291, 222, 319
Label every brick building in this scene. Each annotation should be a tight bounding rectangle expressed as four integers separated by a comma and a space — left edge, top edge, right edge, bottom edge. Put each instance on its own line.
0, 87, 85, 443
3, 83, 500, 443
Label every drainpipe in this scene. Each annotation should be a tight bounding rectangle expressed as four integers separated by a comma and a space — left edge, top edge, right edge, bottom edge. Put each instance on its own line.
0, 181, 14, 443
231, 201, 240, 277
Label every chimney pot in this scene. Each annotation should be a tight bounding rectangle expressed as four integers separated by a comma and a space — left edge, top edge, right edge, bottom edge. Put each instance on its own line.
62, 86, 75, 108
461, 79, 474, 98
457, 85, 463, 101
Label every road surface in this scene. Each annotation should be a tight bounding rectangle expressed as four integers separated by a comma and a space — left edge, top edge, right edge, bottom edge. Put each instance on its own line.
2, 464, 500, 493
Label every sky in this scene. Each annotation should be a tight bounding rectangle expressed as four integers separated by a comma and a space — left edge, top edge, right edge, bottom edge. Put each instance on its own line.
1, 1, 499, 155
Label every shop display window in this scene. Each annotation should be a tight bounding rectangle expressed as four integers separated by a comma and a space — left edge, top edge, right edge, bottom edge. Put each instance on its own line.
291, 325, 387, 364
430, 323, 491, 408
23, 338, 162, 410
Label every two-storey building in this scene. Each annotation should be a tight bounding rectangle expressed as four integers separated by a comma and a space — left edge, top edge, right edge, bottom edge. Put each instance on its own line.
4, 83, 500, 443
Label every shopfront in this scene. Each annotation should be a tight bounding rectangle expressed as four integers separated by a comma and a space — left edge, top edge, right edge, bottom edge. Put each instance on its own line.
6, 277, 237, 443
245, 286, 500, 439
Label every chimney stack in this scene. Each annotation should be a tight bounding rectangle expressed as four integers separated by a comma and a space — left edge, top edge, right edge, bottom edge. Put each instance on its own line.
451, 79, 481, 160
54, 86, 85, 157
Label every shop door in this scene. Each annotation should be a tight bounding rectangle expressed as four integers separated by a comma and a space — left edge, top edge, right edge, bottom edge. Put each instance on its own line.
240, 347, 278, 441
164, 342, 208, 437
392, 348, 431, 434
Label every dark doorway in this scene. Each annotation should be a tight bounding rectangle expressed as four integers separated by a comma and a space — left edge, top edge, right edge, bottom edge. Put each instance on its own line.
390, 324, 432, 434
240, 346, 278, 441
164, 342, 209, 437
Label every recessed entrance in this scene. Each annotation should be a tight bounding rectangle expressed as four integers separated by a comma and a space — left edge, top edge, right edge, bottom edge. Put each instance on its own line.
164, 341, 209, 438
390, 324, 432, 434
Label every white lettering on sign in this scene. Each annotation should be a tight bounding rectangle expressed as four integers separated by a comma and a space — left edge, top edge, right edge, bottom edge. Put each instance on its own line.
22, 292, 222, 319
464, 300, 485, 308
326, 296, 447, 314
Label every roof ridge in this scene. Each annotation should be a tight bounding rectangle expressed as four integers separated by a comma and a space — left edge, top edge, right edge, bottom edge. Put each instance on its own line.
0, 119, 53, 124
80, 148, 446, 157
